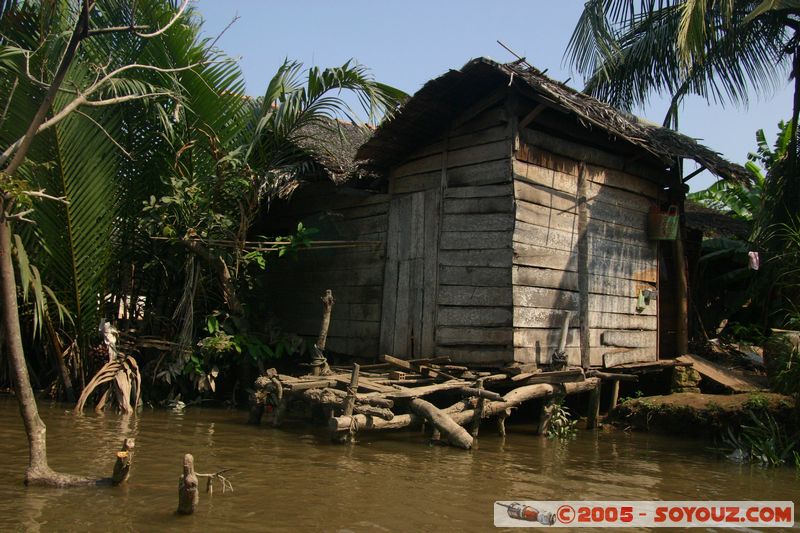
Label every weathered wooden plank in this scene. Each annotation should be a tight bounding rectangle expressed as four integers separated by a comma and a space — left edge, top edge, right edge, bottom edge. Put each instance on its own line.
286, 318, 381, 339
443, 197, 513, 214
444, 183, 513, 199
434, 345, 513, 364
516, 134, 663, 198
438, 306, 513, 327
602, 330, 658, 348
440, 249, 513, 268
512, 328, 648, 349
410, 257, 425, 357
421, 187, 440, 355
393, 259, 412, 356
513, 246, 658, 283
514, 307, 657, 329
267, 283, 384, 303
436, 326, 513, 346
447, 159, 511, 187
439, 266, 511, 287
450, 105, 508, 137
513, 282, 656, 317
676, 354, 765, 392
379, 195, 402, 353
513, 220, 654, 259
412, 124, 510, 160
513, 265, 655, 298
512, 161, 655, 215
603, 348, 657, 368
440, 231, 510, 250
443, 213, 515, 232
279, 302, 382, 323
391, 171, 440, 194
439, 285, 513, 307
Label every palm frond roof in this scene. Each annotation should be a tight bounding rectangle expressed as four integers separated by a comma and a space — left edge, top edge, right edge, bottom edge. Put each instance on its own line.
356, 57, 750, 184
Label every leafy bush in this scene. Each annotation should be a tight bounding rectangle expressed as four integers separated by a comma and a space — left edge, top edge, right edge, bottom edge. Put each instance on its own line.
721, 410, 797, 467
546, 401, 578, 440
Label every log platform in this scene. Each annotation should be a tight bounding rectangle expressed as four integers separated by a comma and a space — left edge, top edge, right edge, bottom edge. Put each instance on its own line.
250, 354, 603, 449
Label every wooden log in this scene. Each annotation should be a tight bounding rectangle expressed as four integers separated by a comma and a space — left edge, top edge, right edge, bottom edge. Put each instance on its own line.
353, 404, 394, 420
409, 398, 473, 449
313, 290, 335, 376
111, 438, 135, 486
270, 377, 285, 427
460, 387, 503, 401
177, 454, 199, 515
586, 370, 638, 382
511, 368, 585, 386
386, 380, 469, 399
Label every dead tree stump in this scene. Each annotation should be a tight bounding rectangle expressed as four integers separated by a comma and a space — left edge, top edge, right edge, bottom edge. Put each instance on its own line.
111, 438, 135, 486
177, 454, 199, 515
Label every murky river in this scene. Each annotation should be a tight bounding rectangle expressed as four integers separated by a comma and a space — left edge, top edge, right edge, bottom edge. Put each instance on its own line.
0, 398, 797, 532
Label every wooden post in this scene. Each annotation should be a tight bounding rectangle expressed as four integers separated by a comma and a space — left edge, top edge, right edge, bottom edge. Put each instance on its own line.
673, 223, 689, 356
313, 290, 334, 376
470, 380, 486, 438
317, 290, 335, 350
111, 438, 135, 486
342, 363, 360, 418
577, 162, 590, 370
537, 397, 556, 437
177, 454, 199, 515
586, 382, 601, 429
270, 376, 285, 427
609, 380, 620, 411
334, 363, 360, 443
497, 409, 509, 437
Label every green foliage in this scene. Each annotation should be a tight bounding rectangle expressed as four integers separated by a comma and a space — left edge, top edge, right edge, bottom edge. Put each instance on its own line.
565, 1, 792, 122
769, 340, 800, 397
546, 401, 578, 440
721, 410, 797, 466
744, 392, 769, 410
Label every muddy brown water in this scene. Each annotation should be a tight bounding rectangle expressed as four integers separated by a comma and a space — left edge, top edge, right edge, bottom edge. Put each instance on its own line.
0, 399, 797, 532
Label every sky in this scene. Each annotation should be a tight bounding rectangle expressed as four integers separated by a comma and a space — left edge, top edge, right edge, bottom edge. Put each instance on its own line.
194, 1, 793, 191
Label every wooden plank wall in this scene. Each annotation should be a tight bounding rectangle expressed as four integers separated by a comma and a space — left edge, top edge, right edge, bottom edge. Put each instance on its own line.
261, 183, 389, 357
385, 102, 516, 365
512, 129, 662, 367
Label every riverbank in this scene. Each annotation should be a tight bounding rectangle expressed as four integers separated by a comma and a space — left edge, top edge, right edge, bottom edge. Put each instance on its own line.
610, 392, 797, 437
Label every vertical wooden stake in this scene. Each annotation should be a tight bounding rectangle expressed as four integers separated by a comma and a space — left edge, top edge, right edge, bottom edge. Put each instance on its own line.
497, 409, 510, 437
111, 438, 135, 486
177, 453, 199, 515
577, 162, 590, 370
334, 363, 360, 443
609, 380, 620, 411
314, 290, 334, 376
470, 380, 486, 438
537, 396, 556, 437
586, 382, 601, 430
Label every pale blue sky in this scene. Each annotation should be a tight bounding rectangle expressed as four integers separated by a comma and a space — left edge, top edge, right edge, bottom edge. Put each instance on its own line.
195, 1, 793, 190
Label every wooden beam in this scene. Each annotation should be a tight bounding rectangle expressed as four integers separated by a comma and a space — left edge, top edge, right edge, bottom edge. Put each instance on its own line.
451, 86, 508, 130
577, 162, 590, 370
518, 103, 546, 130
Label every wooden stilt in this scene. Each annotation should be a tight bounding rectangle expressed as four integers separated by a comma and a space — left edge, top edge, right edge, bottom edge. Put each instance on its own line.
409, 397, 473, 449
609, 380, 620, 411
470, 380, 486, 438
586, 382, 601, 429
497, 409, 509, 437
334, 363, 360, 443
537, 397, 556, 437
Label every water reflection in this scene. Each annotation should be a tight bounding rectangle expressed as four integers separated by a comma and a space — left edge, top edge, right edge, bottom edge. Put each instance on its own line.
0, 399, 796, 532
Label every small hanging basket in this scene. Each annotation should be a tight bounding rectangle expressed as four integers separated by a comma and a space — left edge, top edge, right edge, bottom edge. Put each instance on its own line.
648, 205, 679, 241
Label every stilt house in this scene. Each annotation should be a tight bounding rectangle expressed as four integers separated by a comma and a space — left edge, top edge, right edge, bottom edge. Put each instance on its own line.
261, 58, 749, 369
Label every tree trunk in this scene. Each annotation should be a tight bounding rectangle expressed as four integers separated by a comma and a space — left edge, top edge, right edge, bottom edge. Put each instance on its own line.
0, 212, 92, 486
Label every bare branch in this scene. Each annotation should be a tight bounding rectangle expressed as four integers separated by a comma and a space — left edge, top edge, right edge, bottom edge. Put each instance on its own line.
82, 92, 172, 107
208, 15, 240, 50
88, 25, 149, 37
6, 209, 35, 224
1, 59, 228, 166
135, 0, 190, 38
75, 110, 134, 160
23, 189, 68, 204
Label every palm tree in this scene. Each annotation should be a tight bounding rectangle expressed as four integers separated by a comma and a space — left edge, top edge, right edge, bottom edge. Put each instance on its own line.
566, 0, 800, 243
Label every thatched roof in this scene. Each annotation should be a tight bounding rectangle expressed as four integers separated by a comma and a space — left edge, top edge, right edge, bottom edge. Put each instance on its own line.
357, 58, 749, 183
295, 119, 375, 183
685, 200, 752, 240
